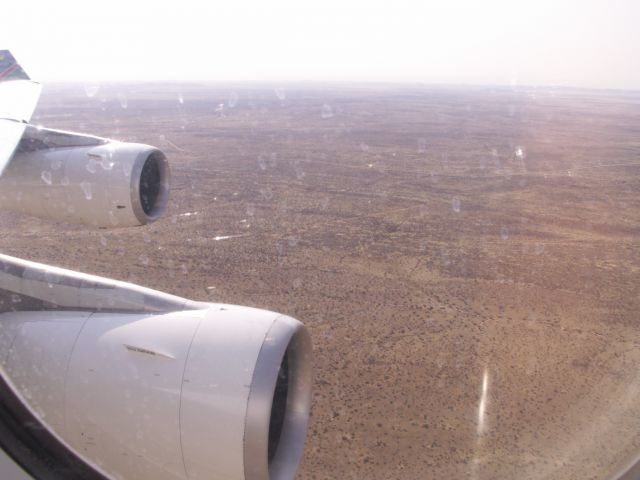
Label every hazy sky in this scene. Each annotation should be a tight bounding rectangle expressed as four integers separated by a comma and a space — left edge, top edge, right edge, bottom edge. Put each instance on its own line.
2, 0, 639, 89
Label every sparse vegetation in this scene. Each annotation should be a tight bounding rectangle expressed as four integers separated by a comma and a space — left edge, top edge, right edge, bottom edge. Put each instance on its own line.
2, 84, 640, 479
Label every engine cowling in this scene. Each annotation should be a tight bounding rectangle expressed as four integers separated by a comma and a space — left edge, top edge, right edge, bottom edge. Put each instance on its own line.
0, 140, 170, 227
0, 306, 312, 480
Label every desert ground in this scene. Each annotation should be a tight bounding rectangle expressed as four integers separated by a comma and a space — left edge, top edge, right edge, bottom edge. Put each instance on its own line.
1, 82, 640, 479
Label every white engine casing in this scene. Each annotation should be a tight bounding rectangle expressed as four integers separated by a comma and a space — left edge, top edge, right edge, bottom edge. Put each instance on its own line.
0, 307, 311, 480
0, 139, 170, 227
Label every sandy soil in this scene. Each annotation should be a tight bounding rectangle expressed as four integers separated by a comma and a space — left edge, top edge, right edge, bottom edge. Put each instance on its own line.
1, 83, 640, 479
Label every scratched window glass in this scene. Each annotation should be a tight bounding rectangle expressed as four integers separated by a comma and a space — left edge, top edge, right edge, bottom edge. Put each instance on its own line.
1, 1, 640, 480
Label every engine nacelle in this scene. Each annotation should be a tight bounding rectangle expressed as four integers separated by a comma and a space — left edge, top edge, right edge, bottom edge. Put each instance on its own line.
0, 306, 311, 480
0, 132, 170, 227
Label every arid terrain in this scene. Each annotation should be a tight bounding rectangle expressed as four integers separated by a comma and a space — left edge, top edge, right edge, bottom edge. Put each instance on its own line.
1, 83, 640, 479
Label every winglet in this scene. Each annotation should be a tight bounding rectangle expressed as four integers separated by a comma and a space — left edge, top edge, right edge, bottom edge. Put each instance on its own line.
0, 50, 40, 123
0, 50, 41, 176
0, 50, 30, 82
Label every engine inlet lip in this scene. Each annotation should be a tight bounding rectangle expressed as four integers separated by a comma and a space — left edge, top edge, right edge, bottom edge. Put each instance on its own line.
244, 316, 312, 480
130, 148, 170, 225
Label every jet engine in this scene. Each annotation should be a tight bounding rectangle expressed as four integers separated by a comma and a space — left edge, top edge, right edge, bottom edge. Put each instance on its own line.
0, 254, 312, 480
0, 126, 170, 228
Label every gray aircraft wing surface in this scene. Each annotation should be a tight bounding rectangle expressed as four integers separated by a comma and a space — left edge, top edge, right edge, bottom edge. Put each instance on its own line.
0, 50, 42, 175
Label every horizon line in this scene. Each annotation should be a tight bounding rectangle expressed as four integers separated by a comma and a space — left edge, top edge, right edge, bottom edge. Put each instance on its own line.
39, 80, 640, 95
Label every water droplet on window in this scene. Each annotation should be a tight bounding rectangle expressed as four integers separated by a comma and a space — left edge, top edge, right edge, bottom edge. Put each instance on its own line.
321, 104, 334, 119
180, 264, 188, 274
51, 159, 62, 170
293, 278, 302, 289
84, 84, 100, 98
288, 235, 300, 247
61, 176, 70, 186
257, 155, 267, 171
139, 255, 149, 265
452, 197, 461, 213
246, 203, 255, 216
535, 243, 545, 255
40, 171, 52, 185
178, 93, 184, 105
117, 93, 128, 109
515, 146, 526, 160
418, 138, 427, 153
360, 142, 369, 152
500, 226, 509, 240
86, 159, 97, 174
80, 182, 93, 200
101, 158, 115, 170
275, 88, 286, 100
260, 188, 273, 200
227, 91, 238, 108
100, 236, 108, 247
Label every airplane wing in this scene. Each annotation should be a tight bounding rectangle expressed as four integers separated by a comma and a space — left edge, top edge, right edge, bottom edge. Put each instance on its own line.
0, 253, 312, 480
0, 51, 311, 480
0, 50, 170, 228
0, 50, 42, 176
